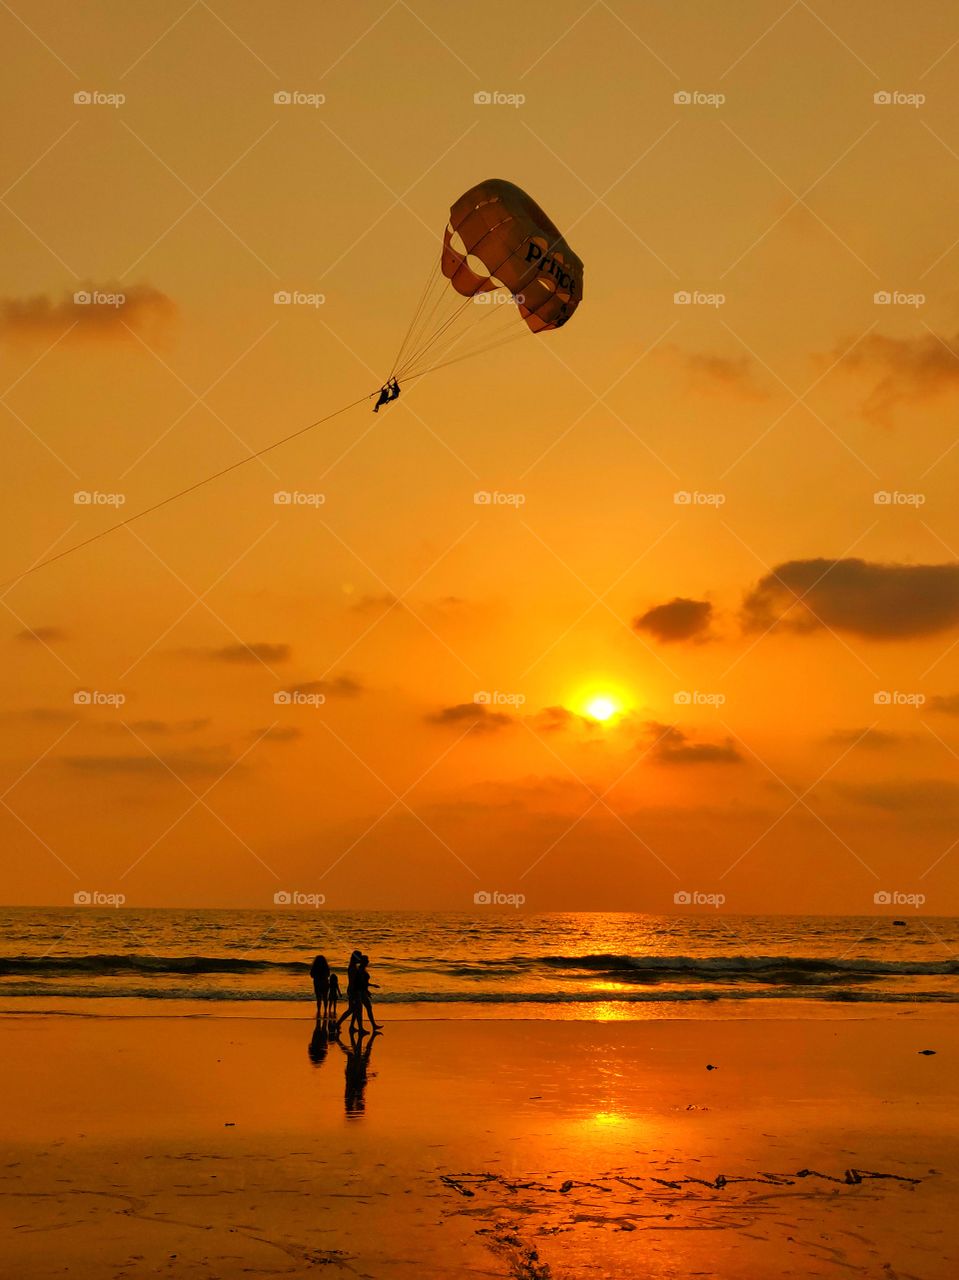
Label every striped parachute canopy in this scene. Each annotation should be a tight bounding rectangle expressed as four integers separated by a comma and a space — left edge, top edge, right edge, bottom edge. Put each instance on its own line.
441, 179, 583, 333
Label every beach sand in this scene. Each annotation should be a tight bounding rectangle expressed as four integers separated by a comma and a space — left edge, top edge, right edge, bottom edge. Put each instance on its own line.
2, 1013, 956, 1278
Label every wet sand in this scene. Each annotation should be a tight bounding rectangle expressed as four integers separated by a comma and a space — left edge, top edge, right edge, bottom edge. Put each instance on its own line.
2, 1014, 956, 1277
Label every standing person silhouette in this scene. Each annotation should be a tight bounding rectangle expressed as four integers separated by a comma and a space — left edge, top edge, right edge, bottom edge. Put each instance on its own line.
309, 954, 330, 1020
356, 954, 383, 1032
327, 970, 341, 1019
335, 951, 363, 1035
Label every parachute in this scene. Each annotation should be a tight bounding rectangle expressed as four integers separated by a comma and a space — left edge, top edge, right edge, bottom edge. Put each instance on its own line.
389, 178, 584, 383
4, 180, 584, 588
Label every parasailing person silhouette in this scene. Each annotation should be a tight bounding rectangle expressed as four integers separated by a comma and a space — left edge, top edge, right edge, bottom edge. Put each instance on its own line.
3, 179, 584, 594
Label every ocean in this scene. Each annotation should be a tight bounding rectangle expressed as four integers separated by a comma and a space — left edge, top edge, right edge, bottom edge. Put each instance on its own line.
2, 908, 958, 1018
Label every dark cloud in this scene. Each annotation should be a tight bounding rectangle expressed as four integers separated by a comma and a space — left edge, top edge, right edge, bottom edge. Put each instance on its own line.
837, 779, 959, 812
645, 722, 742, 766
741, 558, 959, 639
634, 598, 713, 643
290, 675, 364, 698
824, 728, 905, 750
1, 706, 74, 723
208, 645, 291, 665
0, 284, 175, 345
929, 693, 959, 717
680, 350, 769, 400
15, 626, 66, 644
528, 705, 599, 734
257, 726, 302, 742
349, 593, 398, 614
102, 718, 209, 736
836, 330, 959, 424
426, 702, 513, 733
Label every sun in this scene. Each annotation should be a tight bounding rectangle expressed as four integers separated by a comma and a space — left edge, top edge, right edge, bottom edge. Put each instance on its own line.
584, 694, 619, 722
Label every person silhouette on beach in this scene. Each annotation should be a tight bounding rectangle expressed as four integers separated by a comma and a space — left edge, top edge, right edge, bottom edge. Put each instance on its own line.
336, 1028, 379, 1118
335, 950, 364, 1035
356, 954, 383, 1031
310, 954, 330, 1020
327, 971, 340, 1019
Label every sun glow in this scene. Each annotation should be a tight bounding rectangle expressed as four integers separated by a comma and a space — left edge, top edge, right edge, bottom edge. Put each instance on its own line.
584, 694, 619, 722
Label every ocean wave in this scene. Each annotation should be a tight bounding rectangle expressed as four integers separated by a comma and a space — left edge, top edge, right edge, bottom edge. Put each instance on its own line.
1, 984, 958, 1005
0, 954, 307, 977
536, 954, 959, 983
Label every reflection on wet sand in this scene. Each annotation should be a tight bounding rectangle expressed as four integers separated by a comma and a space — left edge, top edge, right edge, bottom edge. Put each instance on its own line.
336, 1029, 380, 1119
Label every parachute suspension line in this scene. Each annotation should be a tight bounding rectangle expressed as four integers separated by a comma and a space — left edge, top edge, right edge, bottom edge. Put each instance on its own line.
388, 259, 441, 380
1, 391, 377, 592
401, 325, 527, 382
393, 290, 483, 381
398, 292, 519, 380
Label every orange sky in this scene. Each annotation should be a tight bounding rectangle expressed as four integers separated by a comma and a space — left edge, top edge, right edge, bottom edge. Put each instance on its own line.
2, 1, 959, 914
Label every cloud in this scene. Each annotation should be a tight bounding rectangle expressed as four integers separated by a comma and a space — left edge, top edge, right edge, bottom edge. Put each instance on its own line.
741, 558, 959, 639
634, 598, 713, 643
929, 694, 959, 717
837, 779, 959, 812
0, 285, 175, 345
289, 675, 364, 698
823, 727, 905, 749
682, 351, 769, 400
426, 702, 513, 733
349, 593, 398, 614
14, 625, 66, 644
188, 643, 292, 665
645, 722, 742, 765
101, 718, 209, 736
836, 330, 959, 424
257, 726, 302, 742
1, 706, 74, 723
